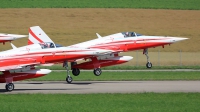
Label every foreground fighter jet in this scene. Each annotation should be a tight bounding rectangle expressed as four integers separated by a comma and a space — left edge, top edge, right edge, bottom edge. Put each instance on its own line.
68, 32, 188, 75
28, 26, 188, 83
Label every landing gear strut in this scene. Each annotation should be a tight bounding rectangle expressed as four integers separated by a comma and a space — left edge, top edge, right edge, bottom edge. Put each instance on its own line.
144, 49, 152, 68
5, 83, 14, 91
93, 68, 102, 76
64, 61, 73, 83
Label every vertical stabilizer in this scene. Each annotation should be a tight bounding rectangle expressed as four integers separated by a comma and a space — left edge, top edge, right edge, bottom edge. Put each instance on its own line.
28, 26, 54, 45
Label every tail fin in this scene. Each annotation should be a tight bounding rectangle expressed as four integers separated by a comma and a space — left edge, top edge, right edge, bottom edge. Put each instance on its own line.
28, 26, 54, 45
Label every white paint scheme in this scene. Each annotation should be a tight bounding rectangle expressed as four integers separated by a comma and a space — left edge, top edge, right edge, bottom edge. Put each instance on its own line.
16, 69, 52, 75
28, 26, 54, 44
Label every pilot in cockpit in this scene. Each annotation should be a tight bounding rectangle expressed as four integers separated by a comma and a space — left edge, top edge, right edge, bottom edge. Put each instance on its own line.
46, 42, 55, 48
125, 32, 129, 37
49, 43, 55, 48
131, 32, 135, 37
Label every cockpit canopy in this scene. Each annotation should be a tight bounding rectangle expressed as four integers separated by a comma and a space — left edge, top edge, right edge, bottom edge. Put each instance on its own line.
122, 32, 142, 38
39, 42, 63, 49
39, 42, 58, 49
55, 44, 63, 48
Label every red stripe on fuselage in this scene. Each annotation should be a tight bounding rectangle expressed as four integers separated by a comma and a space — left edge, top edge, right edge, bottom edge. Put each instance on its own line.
29, 28, 43, 43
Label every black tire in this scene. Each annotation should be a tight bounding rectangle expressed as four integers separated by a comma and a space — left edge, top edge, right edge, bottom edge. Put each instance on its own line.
72, 68, 80, 76
93, 68, 102, 76
146, 62, 152, 68
5, 83, 14, 91
66, 76, 73, 83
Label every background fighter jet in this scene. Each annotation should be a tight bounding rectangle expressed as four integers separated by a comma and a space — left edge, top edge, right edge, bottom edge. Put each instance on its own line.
0, 33, 27, 44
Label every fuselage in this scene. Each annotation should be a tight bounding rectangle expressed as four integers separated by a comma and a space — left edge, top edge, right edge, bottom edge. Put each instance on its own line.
69, 32, 188, 52
0, 43, 111, 67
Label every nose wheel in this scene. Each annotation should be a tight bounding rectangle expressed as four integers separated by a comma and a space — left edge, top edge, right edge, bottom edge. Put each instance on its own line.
93, 68, 102, 76
5, 83, 14, 91
146, 62, 152, 68
66, 76, 73, 83
144, 49, 152, 68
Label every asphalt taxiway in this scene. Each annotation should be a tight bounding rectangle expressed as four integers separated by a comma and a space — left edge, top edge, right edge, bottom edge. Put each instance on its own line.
0, 81, 200, 94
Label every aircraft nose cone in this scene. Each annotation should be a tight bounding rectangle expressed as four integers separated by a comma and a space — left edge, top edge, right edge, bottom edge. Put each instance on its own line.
170, 37, 188, 43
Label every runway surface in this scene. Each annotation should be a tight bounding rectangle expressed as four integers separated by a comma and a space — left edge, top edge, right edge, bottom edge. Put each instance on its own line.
0, 81, 200, 94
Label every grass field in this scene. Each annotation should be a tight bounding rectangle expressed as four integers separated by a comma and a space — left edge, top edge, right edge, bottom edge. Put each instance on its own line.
0, 93, 199, 112
0, 0, 199, 10
28, 71, 200, 81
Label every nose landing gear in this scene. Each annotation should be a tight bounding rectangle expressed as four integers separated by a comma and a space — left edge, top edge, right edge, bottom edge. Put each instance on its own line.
64, 61, 73, 83
143, 49, 152, 68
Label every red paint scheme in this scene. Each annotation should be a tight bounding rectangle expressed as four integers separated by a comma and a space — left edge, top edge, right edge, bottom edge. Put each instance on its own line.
42, 54, 92, 63
126, 42, 170, 51
90, 41, 170, 51
0, 52, 93, 69
28, 39, 34, 45
0, 40, 10, 43
0, 72, 46, 83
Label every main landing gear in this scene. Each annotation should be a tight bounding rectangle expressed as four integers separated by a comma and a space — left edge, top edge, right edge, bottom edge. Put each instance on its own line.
64, 61, 102, 83
5, 83, 14, 91
72, 68, 102, 77
72, 68, 80, 76
144, 49, 152, 68
64, 61, 73, 83
93, 68, 102, 76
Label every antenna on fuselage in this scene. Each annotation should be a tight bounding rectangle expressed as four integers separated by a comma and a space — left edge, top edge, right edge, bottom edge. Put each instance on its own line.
96, 33, 102, 39
10, 43, 17, 49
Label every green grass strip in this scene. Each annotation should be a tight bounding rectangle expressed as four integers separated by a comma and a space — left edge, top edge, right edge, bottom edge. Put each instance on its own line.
29, 71, 200, 81
0, 0, 199, 10
39, 65, 200, 70
0, 93, 200, 112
